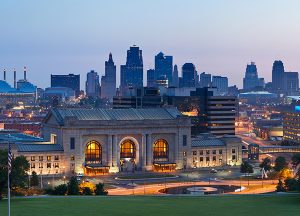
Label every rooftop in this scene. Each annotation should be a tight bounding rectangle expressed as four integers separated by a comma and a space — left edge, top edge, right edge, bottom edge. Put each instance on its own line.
17, 144, 64, 152
191, 138, 225, 147
50, 107, 182, 123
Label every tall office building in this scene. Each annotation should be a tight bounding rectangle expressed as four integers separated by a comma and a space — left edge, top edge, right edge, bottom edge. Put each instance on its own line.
243, 62, 259, 90
272, 60, 285, 92
147, 69, 156, 87
284, 72, 299, 95
120, 46, 143, 96
101, 53, 116, 100
154, 52, 173, 85
51, 74, 80, 97
199, 72, 212, 88
86, 70, 100, 98
212, 76, 228, 95
181, 63, 197, 88
172, 65, 179, 87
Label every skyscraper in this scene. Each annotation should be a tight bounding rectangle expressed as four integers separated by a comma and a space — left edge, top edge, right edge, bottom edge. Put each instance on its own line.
181, 63, 197, 88
199, 72, 212, 88
172, 65, 179, 87
120, 46, 143, 96
272, 60, 285, 92
212, 76, 228, 95
154, 52, 173, 85
101, 53, 116, 100
243, 62, 259, 90
86, 70, 100, 98
147, 69, 156, 87
284, 72, 299, 95
51, 74, 80, 97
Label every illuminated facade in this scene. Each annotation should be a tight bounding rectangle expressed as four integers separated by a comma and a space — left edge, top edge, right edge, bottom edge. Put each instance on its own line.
283, 111, 300, 143
39, 108, 191, 175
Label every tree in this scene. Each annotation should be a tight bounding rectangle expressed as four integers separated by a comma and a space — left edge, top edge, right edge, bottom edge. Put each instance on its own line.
0, 150, 8, 200
81, 187, 93, 195
259, 157, 272, 172
54, 184, 68, 195
284, 178, 298, 192
30, 171, 39, 187
94, 183, 108, 195
67, 177, 79, 195
279, 168, 293, 180
274, 156, 288, 172
240, 161, 254, 175
10, 155, 30, 188
291, 154, 300, 167
276, 179, 286, 192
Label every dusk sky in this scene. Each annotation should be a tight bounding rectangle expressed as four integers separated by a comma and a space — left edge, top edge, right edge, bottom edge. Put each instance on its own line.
1, 0, 300, 89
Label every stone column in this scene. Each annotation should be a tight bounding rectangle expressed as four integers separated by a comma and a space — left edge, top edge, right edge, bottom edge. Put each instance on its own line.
146, 134, 152, 169
141, 134, 146, 169
107, 134, 112, 166
110, 134, 119, 172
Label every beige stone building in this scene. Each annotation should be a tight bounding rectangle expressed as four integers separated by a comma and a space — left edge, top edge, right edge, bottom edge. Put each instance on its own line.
8, 108, 243, 176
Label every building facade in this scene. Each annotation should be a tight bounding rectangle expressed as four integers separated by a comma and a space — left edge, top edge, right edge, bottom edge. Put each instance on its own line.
243, 62, 259, 90
85, 70, 100, 98
283, 110, 300, 144
120, 46, 143, 96
181, 63, 197, 88
212, 76, 228, 95
101, 53, 116, 100
154, 52, 173, 86
51, 74, 80, 97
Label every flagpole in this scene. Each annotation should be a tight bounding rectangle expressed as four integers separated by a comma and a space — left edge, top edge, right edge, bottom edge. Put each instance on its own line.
7, 137, 11, 216
8, 167, 10, 216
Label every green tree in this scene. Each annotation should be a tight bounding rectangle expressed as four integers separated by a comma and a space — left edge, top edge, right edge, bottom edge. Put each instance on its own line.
0, 150, 30, 199
81, 187, 93, 195
240, 161, 254, 175
54, 184, 68, 195
0, 150, 8, 200
259, 157, 272, 172
291, 154, 300, 167
30, 171, 39, 187
94, 183, 108, 195
274, 156, 288, 172
10, 155, 30, 188
67, 177, 79, 195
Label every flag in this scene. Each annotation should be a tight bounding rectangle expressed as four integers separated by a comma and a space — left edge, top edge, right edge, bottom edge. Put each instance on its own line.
8, 142, 12, 174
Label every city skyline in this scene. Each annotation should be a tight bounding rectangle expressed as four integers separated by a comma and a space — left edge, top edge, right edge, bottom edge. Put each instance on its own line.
1, 0, 300, 89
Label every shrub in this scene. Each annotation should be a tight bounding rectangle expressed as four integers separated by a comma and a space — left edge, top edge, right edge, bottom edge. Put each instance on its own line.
67, 177, 79, 195
95, 183, 108, 195
54, 184, 68, 195
81, 187, 93, 195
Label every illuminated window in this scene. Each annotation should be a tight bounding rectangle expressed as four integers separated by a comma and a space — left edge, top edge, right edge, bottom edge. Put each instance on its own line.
153, 139, 169, 159
54, 163, 59, 168
120, 140, 136, 158
47, 156, 51, 161
51, 134, 57, 143
70, 155, 75, 161
85, 141, 102, 163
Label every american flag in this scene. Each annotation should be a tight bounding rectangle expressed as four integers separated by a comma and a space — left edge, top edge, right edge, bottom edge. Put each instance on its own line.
8, 142, 12, 174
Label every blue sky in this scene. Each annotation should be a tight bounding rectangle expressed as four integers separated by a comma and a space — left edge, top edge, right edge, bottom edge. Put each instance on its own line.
1, 0, 300, 89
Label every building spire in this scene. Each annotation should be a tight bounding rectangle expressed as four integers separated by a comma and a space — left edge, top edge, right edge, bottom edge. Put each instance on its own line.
13, 68, 16, 88
24, 66, 27, 81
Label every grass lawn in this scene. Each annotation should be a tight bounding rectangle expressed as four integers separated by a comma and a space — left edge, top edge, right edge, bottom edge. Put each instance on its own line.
0, 195, 299, 216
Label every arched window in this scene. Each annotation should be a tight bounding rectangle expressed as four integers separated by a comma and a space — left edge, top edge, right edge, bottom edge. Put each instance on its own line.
153, 139, 168, 159
120, 140, 136, 159
85, 141, 102, 163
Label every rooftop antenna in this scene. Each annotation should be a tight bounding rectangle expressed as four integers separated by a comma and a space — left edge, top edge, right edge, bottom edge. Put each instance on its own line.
3, 69, 6, 81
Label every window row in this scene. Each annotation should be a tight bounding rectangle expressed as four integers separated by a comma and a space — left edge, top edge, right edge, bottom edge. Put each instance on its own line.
30, 155, 59, 162
192, 149, 223, 156
31, 162, 60, 169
